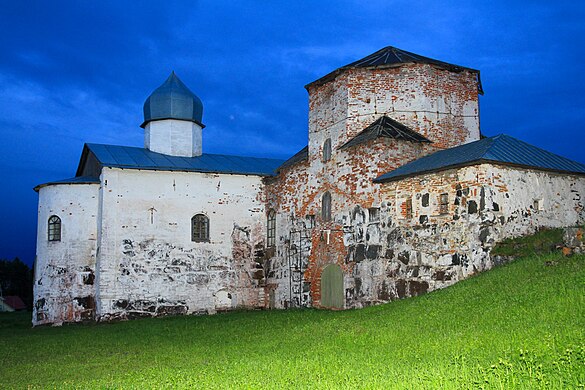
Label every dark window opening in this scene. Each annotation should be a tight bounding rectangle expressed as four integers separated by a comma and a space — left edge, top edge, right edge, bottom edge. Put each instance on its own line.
322, 191, 332, 221
267, 209, 276, 247
306, 215, 316, 229
322, 138, 332, 162
48, 215, 61, 242
421, 193, 429, 207
191, 214, 209, 242
368, 207, 380, 222
439, 193, 449, 214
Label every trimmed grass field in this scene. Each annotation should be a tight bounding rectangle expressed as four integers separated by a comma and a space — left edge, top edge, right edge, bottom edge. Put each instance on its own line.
1, 245, 584, 388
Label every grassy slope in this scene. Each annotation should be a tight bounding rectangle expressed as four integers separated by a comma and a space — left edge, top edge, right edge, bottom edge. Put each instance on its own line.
1, 253, 583, 389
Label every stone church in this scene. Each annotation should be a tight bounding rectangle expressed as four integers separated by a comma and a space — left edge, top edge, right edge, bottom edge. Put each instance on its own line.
33, 46, 585, 325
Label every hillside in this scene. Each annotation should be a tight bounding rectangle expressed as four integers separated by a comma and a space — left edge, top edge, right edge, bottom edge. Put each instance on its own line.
0, 244, 583, 388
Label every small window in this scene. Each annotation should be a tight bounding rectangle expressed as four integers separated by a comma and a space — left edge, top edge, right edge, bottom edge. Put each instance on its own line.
368, 207, 380, 222
191, 214, 209, 242
439, 193, 449, 214
48, 215, 61, 242
322, 138, 332, 162
404, 198, 413, 219
267, 209, 276, 247
322, 191, 332, 221
421, 193, 429, 207
306, 215, 316, 229
533, 199, 544, 212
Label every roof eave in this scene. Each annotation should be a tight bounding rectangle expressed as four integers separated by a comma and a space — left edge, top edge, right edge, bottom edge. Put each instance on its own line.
305, 62, 481, 91
99, 164, 278, 177
374, 159, 585, 183
140, 117, 206, 129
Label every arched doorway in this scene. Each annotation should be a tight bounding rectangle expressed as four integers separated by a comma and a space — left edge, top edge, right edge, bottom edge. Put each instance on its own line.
320, 264, 344, 309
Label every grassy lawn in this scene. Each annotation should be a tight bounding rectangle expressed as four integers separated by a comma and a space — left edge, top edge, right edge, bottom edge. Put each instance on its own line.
1, 252, 584, 388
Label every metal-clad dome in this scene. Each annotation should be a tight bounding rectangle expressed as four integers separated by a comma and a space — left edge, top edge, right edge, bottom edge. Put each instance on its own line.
141, 71, 204, 128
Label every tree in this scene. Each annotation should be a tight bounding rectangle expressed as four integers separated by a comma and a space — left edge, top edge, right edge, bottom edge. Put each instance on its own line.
0, 258, 33, 310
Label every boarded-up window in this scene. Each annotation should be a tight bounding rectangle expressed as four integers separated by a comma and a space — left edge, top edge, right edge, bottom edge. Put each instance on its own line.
405, 198, 413, 219
48, 215, 61, 242
322, 191, 332, 221
439, 193, 449, 214
322, 138, 332, 162
267, 209, 276, 247
191, 214, 209, 242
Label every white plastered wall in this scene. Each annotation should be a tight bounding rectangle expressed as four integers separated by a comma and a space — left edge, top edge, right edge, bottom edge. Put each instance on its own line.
33, 183, 99, 325
95, 167, 267, 320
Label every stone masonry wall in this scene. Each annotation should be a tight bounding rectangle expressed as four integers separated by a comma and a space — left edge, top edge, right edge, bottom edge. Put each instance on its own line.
267, 160, 585, 310
352, 164, 585, 308
33, 184, 99, 326
265, 137, 434, 308
96, 168, 269, 321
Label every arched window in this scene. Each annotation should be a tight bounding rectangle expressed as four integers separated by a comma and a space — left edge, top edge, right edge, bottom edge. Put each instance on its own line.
322, 191, 332, 221
48, 215, 61, 242
322, 138, 332, 162
191, 214, 209, 242
267, 209, 276, 247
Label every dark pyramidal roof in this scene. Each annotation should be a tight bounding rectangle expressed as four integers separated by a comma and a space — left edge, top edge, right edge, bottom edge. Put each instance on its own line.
307, 46, 483, 94
375, 134, 585, 182
339, 115, 431, 150
277, 146, 309, 172
142, 71, 204, 128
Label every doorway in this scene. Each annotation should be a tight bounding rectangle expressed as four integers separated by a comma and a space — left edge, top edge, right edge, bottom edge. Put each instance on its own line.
320, 264, 344, 309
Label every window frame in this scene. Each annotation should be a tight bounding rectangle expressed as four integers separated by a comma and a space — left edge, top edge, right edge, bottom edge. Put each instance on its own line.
267, 209, 276, 247
48, 215, 61, 242
439, 193, 449, 215
191, 214, 210, 242
322, 138, 332, 162
322, 191, 332, 222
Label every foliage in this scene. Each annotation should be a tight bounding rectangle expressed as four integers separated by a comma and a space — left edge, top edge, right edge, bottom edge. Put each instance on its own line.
491, 227, 565, 257
0, 257, 33, 309
0, 253, 583, 389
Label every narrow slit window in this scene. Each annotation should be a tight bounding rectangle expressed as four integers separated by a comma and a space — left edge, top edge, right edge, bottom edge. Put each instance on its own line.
322, 191, 332, 221
48, 215, 61, 242
439, 193, 449, 214
191, 214, 209, 242
405, 198, 413, 219
267, 209, 276, 247
322, 138, 332, 162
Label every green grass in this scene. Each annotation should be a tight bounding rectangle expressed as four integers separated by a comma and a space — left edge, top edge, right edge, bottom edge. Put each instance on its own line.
1, 253, 584, 388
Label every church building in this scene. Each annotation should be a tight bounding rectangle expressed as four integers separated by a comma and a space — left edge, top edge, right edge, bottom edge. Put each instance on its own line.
33, 46, 585, 325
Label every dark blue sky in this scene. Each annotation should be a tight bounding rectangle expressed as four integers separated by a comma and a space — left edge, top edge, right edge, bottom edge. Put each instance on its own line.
1, 1, 584, 267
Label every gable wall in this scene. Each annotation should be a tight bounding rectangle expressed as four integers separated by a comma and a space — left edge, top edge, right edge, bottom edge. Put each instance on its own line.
94, 168, 269, 321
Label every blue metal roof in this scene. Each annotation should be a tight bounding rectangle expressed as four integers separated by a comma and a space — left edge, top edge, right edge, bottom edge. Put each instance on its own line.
34, 176, 100, 192
85, 143, 285, 176
375, 134, 585, 182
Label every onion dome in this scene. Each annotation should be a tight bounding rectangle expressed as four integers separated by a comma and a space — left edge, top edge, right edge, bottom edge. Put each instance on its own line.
141, 71, 204, 128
